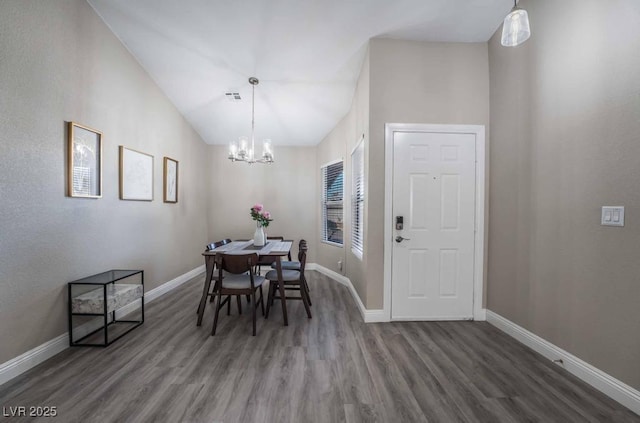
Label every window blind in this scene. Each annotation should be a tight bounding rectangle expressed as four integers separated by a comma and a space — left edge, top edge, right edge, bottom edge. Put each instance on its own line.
321, 160, 344, 245
351, 140, 364, 258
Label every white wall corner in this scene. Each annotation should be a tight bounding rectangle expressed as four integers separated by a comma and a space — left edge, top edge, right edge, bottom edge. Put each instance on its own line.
309, 263, 388, 323
0, 265, 206, 388
486, 310, 640, 416
474, 308, 487, 321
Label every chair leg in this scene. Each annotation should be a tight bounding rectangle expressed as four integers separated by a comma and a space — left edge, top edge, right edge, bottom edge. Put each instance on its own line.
227, 294, 231, 315
251, 291, 257, 336
237, 295, 242, 315
246, 294, 251, 304
211, 292, 222, 336
277, 277, 288, 326
300, 282, 312, 319
259, 285, 265, 316
270, 281, 277, 306
265, 281, 274, 318
303, 275, 311, 305
197, 277, 212, 324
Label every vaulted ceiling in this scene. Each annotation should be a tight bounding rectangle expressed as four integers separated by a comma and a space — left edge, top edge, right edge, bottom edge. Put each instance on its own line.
88, 0, 512, 146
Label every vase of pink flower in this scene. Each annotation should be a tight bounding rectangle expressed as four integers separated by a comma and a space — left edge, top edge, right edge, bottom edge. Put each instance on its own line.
250, 203, 273, 247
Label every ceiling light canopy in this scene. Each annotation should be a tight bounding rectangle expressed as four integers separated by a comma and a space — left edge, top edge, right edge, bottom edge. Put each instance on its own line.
228, 77, 274, 165
501, 0, 531, 47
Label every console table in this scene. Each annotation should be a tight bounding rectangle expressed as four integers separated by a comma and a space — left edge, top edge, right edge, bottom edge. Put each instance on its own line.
68, 269, 144, 347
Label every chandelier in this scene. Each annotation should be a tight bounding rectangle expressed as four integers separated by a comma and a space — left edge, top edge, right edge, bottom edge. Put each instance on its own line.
228, 77, 274, 164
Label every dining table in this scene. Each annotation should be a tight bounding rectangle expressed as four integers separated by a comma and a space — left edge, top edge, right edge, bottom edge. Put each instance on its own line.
197, 239, 293, 327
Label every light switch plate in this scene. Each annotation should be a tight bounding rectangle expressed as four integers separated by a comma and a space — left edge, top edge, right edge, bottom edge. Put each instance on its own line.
601, 206, 625, 227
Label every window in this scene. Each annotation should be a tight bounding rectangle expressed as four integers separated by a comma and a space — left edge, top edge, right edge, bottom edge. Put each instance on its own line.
321, 160, 344, 246
351, 139, 364, 258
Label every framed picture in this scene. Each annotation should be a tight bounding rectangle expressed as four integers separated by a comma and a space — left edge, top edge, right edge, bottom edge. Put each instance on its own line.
68, 122, 102, 198
119, 146, 154, 201
163, 157, 178, 203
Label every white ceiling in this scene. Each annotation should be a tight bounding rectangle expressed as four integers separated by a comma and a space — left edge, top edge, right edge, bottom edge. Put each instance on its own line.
87, 0, 512, 146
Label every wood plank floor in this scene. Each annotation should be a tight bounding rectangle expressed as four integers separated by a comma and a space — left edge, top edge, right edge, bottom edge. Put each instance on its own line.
0, 271, 638, 423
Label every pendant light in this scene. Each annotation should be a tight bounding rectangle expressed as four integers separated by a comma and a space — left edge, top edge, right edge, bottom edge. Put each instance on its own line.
228, 77, 274, 164
501, 0, 531, 47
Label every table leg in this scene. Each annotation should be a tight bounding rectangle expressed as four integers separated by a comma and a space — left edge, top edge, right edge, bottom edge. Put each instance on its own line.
276, 256, 288, 326
197, 256, 215, 326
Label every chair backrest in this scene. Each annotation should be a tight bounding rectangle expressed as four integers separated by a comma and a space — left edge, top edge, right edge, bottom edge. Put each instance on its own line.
217, 253, 258, 275
296, 239, 308, 274
297, 239, 308, 258
206, 238, 230, 251
298, 248, 307, 275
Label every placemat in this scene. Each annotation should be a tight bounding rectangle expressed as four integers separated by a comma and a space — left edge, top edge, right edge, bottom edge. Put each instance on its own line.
243, 244, 265, 250
270, 241, 292, 253
211, 240, 250, 252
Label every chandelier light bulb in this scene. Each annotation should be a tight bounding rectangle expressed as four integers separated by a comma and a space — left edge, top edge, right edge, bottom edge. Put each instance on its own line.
238, 136, 249, 159
228, 139, 238, 160
262, 139, 273, 162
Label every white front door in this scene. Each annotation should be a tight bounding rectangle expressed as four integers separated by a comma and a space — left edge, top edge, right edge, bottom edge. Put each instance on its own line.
391, 130, 476, 320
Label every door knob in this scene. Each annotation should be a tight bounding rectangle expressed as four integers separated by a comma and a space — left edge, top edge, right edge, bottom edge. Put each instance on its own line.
395, 236, 411, 243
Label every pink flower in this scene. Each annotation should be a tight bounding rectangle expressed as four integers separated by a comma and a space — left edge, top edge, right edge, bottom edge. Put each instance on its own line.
250, 203, 272, 227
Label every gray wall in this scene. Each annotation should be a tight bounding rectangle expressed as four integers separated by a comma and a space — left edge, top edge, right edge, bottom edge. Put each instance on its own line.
207, 145, 317, 263
316, 39, 490, 309
367, 38, 491, 308
315, 47, 369, 301
0, 0, 209, 364
487, 0, 640, 389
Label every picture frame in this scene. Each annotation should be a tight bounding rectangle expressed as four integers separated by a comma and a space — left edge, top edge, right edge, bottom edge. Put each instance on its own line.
68, 122, 102, 198
163, 157, 178, 203
119, 146, 154, 201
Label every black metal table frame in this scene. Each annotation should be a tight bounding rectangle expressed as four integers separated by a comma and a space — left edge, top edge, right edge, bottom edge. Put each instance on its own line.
68, 269, 144, 347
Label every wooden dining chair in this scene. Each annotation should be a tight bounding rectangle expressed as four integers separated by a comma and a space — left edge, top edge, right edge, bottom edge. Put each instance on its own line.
199, 239, 246, 317
272, 239, 306, 270
265, 247, 311, 319
211, 253, 265, 336
198, 239, 232, 315
270, 239, 311, 304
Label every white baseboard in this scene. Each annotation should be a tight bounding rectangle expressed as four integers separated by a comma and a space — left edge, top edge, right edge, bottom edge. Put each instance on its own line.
145, 265, 205, 303
0, 334, 68, 387
308, 263, 387, 323
391, 316, 474, 321
0, 265, 205, 388
486, 310, 640, 416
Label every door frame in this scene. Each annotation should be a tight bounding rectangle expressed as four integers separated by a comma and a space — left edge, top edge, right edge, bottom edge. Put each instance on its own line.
383, 123, 486, 321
